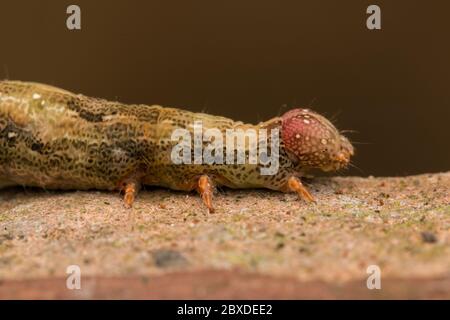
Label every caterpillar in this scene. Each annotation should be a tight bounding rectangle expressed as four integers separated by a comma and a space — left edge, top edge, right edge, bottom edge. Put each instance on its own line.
0, 80, 354, 212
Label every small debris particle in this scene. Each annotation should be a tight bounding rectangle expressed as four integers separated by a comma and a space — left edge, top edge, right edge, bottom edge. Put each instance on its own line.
152, 249, 189, 268
0, 232, 14, 243
159, 203, 167, 209
379, 192, 390, 198
275, 231, 285, 237
421, 231, 438, 243
298, 247, 309, 253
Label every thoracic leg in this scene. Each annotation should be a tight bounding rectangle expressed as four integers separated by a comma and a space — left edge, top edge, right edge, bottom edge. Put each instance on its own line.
287, 176, 315, 203
121, 179, 141, 208
197, 175, 215, 213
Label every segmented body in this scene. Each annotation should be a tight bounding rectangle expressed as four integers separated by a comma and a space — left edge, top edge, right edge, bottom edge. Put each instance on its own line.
0, 81, 297, 193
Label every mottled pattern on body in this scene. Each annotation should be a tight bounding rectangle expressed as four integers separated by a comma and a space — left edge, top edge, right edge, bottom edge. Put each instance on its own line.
0, 81, 297, 192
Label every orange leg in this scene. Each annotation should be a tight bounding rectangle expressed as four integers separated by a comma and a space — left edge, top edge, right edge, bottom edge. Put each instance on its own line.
121, 180, 141, 208
197, 175, 215, 213
287, 176, 315, 203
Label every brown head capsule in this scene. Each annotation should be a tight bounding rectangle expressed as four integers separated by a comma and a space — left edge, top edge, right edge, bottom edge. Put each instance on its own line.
281, 108, 354, 171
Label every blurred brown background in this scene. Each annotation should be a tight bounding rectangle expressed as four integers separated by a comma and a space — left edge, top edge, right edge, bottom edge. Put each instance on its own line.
0, 0, 448, 176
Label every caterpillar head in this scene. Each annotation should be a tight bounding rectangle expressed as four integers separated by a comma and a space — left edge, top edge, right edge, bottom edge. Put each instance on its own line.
281, 108, 354, 172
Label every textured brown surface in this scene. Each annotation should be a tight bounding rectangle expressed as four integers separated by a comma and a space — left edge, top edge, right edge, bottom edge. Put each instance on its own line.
1, 271, 449, 299
0, 173, 449, 299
